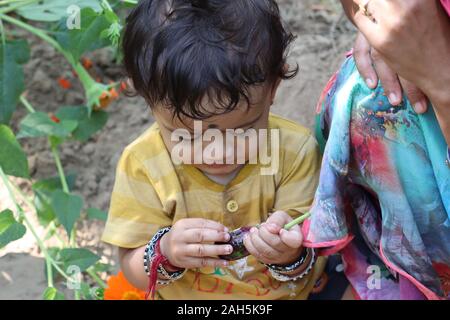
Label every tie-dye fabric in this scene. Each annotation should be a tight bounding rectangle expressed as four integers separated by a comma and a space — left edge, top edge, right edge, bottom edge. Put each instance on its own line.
303, 56, 450, 300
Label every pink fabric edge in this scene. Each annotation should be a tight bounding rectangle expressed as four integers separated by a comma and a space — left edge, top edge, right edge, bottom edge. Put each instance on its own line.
302, 218, 355, 255
378, 246, 442, 300
301, 220, 443, 300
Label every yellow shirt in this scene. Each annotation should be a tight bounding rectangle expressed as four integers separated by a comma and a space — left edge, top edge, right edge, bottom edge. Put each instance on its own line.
101, 113, 325, 300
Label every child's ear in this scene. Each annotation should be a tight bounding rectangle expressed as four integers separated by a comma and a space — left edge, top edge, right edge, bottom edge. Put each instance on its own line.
269, 63, 288, 105
269, 76, 283, 105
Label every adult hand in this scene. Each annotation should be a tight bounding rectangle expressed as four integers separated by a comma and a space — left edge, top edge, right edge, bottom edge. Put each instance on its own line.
352, 0, 450, 106
353, 31, 428, 113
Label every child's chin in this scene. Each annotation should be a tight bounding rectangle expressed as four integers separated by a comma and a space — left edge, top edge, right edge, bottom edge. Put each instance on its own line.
195, 163, 241, 176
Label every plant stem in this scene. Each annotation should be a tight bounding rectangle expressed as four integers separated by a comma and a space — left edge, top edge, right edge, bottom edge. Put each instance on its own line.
101, 0, 113, 12
19, 94, 36, 113
0, 13, 75, 64
0, 167, 54, 287
50, 144, 69, 194
0, 169, 75, 287
0, 17, 6, 46
284, 212, 311, 230
50, 142, 78, 248
87, 268, 107, 289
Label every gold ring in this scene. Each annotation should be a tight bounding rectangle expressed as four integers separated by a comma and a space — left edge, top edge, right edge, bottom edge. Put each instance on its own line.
359, 0, 371, 17
358, 0, 376, 22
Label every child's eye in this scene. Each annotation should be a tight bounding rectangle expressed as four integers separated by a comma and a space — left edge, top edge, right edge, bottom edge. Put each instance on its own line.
234, 127, 254, 136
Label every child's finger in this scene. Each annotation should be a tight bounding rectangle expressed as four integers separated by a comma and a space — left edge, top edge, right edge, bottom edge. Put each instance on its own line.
243, 232, 264, 262
266, 210, 292, 229
187, 257, 229, 269
184, 228, 230, 243
248, 227, 282, 260
259, 224, 290, 252
186, 243, 233, 258
182, 218, 229, 232
279, 228, 303, 249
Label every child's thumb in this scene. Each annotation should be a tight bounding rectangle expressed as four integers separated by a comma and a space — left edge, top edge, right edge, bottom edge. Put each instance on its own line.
279, 228, 303, 249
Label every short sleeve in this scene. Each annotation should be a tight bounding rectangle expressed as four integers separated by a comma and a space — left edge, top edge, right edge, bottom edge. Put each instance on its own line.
273, 135, 322, 217
101, 148, 172, 248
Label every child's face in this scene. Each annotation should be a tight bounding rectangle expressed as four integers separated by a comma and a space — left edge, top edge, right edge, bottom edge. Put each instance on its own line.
153, 81, 280, 177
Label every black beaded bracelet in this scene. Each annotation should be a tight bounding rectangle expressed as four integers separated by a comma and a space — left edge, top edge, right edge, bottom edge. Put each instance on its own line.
143, 227, 185, 282
265, 247, 311, 273
265, 248, 316, 282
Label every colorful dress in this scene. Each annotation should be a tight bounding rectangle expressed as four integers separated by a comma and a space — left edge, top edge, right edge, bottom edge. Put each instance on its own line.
303, 56, 450, 300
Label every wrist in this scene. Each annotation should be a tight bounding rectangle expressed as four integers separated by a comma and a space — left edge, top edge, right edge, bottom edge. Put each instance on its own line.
276, 247, 304, 266
158, 233, 184, 271
264, 247, 316, 282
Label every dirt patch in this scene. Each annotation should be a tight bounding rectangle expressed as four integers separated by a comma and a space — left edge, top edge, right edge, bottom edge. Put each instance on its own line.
0, 0, 356, 299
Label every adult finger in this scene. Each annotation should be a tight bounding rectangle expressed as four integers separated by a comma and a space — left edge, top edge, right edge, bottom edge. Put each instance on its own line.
353, 32, 378, 88
399, 77, 428, 114
371, 48, 402, 105
353, 0, 383, 47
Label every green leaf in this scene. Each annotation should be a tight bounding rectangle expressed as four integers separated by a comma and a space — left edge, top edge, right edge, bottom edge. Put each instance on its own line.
17, 112, 78, 139
0, 40, 30, 124
56, 106, 108, 142
17, 0, 102, 22
33, 189, 57, 226
55, 7, 112, 61
42, 287, 65, 300
33, 174, 77, 192
59, 248, 100, 272
87, 208, 107, 221
32, 173, 76, 226
0, 209, 27, 248
0, 125, 29, 178
50, 190, 83, 236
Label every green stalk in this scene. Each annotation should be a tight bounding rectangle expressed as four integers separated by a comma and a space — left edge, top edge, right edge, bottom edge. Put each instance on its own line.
50, 145, 69, 194
0, 17, 6, 46
0, 167, 54, 287
0, 13, 74, 63
87, 268, 107, 289
284, 212, 311, 230
19, 94, 36, 113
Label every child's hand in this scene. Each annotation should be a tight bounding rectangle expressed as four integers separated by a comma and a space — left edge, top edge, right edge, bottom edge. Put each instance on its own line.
243, 211, 303, 265
159, 218, 232, 269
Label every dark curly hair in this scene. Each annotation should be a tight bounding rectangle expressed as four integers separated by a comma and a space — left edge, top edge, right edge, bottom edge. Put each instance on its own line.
122, 0, 298, 120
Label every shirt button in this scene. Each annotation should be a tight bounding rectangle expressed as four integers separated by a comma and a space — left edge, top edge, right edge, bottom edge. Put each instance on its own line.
226, 200, 239, 213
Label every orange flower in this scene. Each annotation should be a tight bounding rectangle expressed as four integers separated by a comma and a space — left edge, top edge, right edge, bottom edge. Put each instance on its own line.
104, 271, 146, 300
95, 87, 120, 110
58, 77, 72, 89
81, 57, 93, 69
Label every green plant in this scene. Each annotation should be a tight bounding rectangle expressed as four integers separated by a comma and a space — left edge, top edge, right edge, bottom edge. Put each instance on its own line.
0, 0, 137, 300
